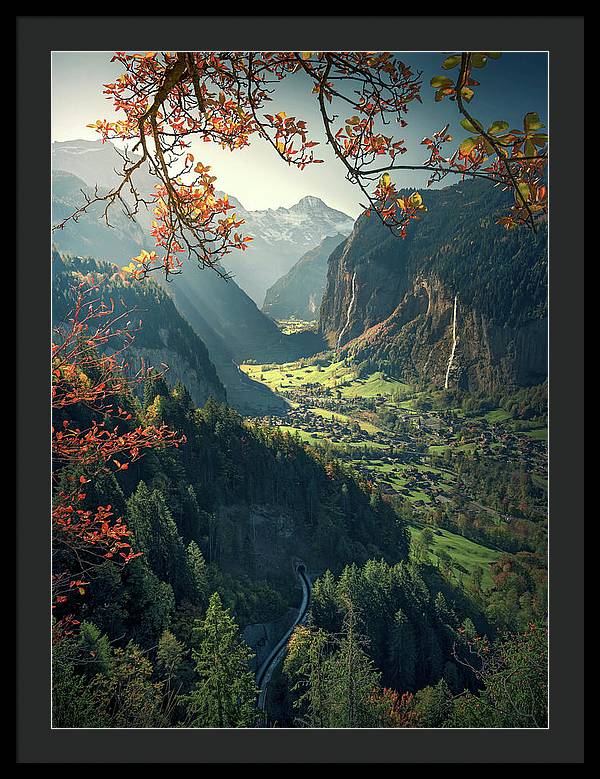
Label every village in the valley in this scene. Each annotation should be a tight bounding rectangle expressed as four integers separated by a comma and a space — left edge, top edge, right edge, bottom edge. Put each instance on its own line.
243, 362, 547, 525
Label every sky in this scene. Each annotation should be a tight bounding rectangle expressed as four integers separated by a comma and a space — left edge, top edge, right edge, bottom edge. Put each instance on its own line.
52, 51, 548, 218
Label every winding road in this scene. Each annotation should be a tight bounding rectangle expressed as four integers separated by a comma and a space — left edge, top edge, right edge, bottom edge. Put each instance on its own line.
256, 562, 311, 714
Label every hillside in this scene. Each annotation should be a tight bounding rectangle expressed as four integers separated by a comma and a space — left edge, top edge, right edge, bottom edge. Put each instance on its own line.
319, 178, 547, 392
52, 252, 226, 408
52, 170, 148, 265
262, 233, 348, 320
163, 270, 321, 415
51, 141, 325, 411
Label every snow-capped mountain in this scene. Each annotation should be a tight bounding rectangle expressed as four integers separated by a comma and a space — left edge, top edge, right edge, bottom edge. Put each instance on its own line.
52, 139, 354, 305
221, 194, 354, 305
51, 139, 326, 412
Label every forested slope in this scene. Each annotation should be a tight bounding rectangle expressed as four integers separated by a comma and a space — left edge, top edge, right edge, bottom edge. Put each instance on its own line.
52, 252, 226, 407
320, 178, 547, 392
52, 340, 412, 725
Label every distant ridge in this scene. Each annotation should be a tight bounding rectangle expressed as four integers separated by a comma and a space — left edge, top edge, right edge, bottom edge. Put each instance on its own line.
51, 139, 325, 412
262, 233, 348, 320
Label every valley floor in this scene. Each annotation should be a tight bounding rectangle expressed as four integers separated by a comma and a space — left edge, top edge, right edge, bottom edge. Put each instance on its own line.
241, 352, 547, 589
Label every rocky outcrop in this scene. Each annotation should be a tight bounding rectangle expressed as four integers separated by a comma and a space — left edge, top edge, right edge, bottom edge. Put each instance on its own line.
319, 179, 547, 392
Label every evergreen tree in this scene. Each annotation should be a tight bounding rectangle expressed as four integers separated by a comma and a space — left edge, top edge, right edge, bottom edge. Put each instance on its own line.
185, 592, 258, 727
127, 482, 187, 598
143, 375, 170, 408
413, 678, 453, 727
89, 641, 168, 728
157, 629, 186, 685
285, 625, 330, 728
388, 609, 417, 691
52, 628, 105, 728
310, 569, 342, 634
325, 601, 382, 728
157, 628, 187, 720
186, 541, 208, 606
123, 560, 175, 647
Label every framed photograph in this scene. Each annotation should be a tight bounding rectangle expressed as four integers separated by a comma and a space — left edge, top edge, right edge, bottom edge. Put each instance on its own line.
17, 15, 584, 763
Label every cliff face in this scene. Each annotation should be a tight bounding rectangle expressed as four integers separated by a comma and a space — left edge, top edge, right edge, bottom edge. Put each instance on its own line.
262, 233, 348, 320
319, 179, 547, 392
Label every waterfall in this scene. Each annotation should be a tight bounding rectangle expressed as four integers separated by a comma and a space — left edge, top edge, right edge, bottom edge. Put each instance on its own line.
444, 295, 458, 389
337, 271, 357, 349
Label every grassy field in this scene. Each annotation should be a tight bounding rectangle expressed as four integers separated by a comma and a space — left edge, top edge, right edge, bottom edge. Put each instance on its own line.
276, 426, 326, 446
241, 361, 412, 399
275, 318, 318, 335
277, 425, 389, 450
484, 408, 512, 423
308, 406, 382, 434
342, 373, 412, 398
241, 361, 353, 391
408, 524, 499, 588
521, 427, 548, 441
352, 458, 456, 504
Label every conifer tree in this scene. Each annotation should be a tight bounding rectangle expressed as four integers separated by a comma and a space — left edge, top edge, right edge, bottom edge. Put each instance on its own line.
126, 482, 187, 597
285, 625, 330, 728
185, 592, 258, 727
143, 375, 170, 408
325, 601, 382, 728
413, 678, 453, 727
388, 608, 417, 691
186, 541, 208, 606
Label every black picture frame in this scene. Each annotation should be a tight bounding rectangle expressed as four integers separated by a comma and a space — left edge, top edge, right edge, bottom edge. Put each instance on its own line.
17, 15, 584, 763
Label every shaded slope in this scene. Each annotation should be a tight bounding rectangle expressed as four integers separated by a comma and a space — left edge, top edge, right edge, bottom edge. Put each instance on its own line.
263, 233, 348, 320
52, 252, 226, 408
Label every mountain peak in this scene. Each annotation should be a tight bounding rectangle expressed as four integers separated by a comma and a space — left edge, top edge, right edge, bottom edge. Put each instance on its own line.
294, 195, 326, 209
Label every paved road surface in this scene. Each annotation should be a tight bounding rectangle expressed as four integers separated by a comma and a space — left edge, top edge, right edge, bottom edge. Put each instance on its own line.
256, 563, 311, 714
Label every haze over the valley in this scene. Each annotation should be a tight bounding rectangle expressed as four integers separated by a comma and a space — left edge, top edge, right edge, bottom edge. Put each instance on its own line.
52, 52, 547, 218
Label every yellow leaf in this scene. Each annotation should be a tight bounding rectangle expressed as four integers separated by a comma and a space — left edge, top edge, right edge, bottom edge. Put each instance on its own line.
380, 172, 392, 189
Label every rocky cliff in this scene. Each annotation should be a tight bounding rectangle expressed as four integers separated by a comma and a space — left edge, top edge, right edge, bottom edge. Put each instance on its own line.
319, 179, 547, 392
262, 233, 348, 320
